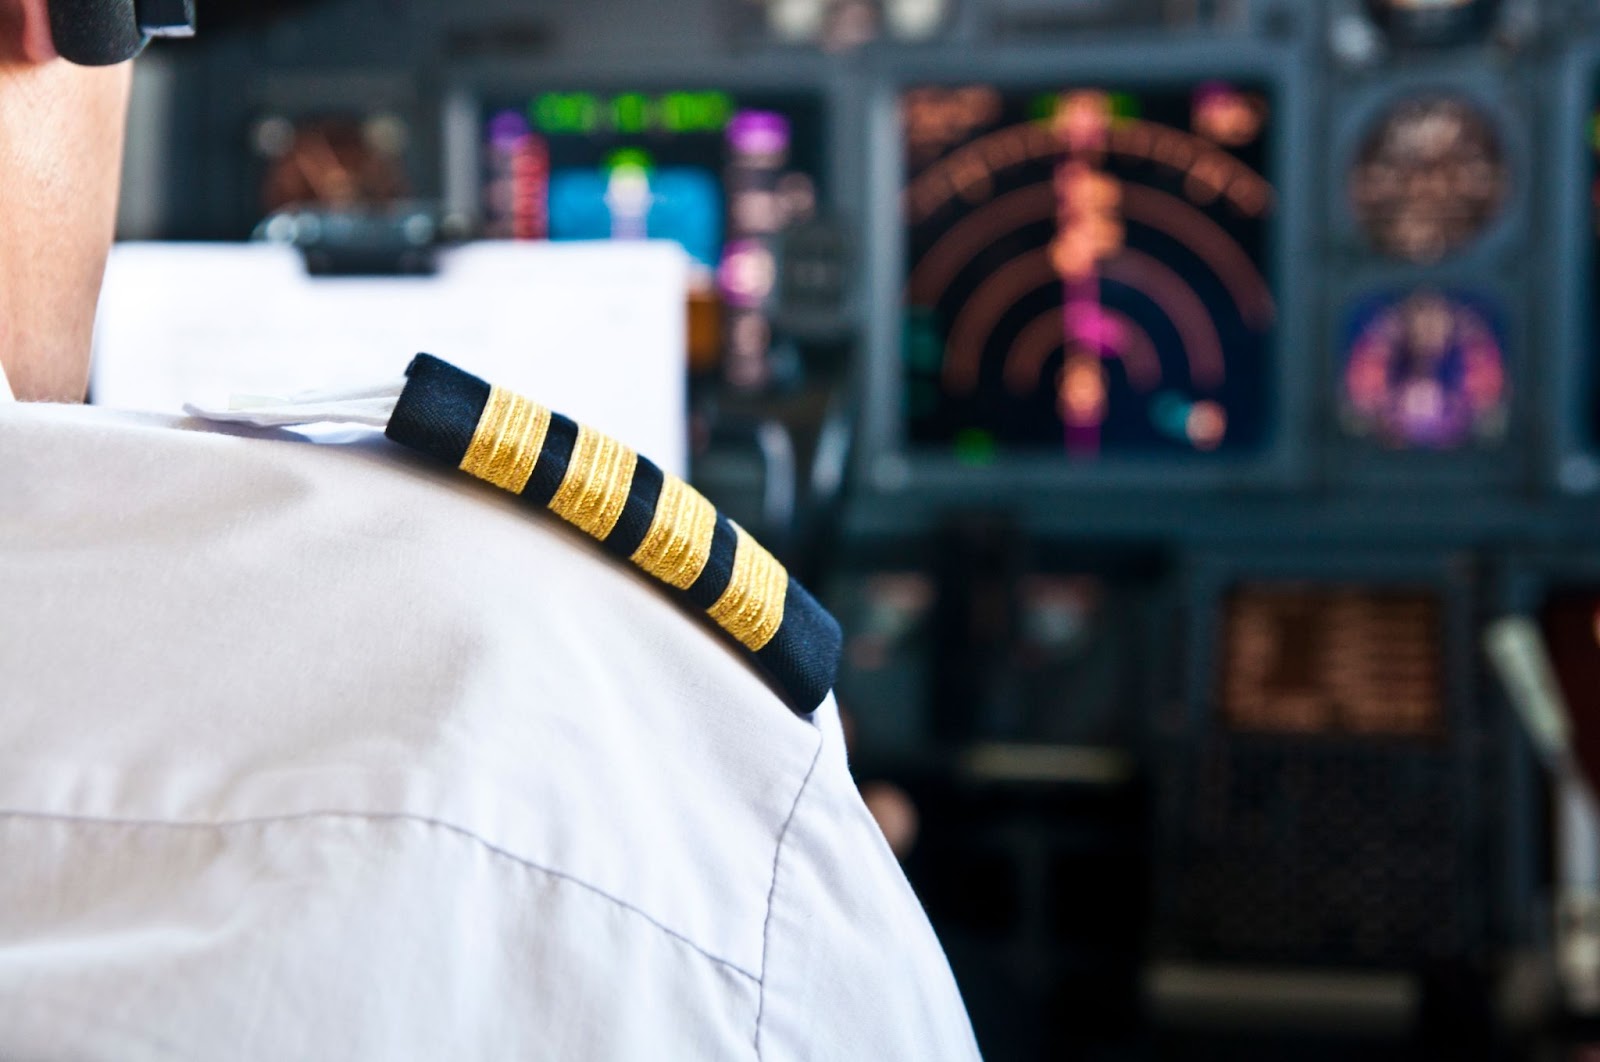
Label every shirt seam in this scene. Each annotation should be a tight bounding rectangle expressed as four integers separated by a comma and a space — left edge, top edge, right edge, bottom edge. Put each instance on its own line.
0, 805, 761, 984
753, 733, 826, 1060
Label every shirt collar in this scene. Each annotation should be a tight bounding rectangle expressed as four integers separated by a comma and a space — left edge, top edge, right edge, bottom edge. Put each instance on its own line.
0, 358, 13, 403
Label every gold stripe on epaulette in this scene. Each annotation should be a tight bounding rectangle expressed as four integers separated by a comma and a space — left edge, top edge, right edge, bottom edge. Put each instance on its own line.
549, 424, 637, 540
460, 386, 550, 494
708, 524, 789, 652
631, 475, 717, 589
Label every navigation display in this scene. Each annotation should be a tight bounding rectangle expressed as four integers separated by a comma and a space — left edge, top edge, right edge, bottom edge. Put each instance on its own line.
901, 83, 1277, 460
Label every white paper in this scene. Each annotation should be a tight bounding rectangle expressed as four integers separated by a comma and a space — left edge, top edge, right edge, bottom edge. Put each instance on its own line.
92, 241, 689, 476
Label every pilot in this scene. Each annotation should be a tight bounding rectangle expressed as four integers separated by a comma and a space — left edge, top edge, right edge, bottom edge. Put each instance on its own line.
0, 2, 980, 1057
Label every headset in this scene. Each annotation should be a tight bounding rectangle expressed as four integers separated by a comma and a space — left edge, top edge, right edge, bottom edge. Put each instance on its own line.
50, 0, 195, 67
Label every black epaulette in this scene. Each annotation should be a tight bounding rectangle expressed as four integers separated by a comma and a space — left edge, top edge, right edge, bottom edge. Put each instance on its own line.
384, 354, 841, 716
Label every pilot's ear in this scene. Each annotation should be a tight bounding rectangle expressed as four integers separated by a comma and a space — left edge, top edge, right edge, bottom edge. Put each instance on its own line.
2, 0, 60, 63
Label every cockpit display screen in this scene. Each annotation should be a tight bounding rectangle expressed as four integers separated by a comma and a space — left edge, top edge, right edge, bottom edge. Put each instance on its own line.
901, 83, 1277, 460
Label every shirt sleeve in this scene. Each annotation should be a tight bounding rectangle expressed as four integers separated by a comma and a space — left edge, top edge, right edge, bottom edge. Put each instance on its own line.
755, 698, 981, 1061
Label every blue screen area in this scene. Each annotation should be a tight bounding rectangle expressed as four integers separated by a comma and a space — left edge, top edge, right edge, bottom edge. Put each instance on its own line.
547, 167, 723, 268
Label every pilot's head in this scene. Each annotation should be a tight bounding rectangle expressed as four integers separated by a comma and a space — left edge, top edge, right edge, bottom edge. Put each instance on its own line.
0, 0, 132, 402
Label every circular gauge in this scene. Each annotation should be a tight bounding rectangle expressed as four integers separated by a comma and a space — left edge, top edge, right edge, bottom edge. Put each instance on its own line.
1348, 95, 1508, 264
257, 115, 411, 215
1363, 0, 1500, 46
1341, 288, 1507, 450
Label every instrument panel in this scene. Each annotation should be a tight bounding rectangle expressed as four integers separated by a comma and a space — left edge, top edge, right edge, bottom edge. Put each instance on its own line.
176, 0, 1600, 502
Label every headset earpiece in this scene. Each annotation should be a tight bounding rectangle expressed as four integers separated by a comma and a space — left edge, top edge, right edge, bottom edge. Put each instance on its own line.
49, 0, 195, 67
48, 0, 145, 66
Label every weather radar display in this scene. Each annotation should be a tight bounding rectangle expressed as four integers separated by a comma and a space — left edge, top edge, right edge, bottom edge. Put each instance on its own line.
901, 83, 1277, 461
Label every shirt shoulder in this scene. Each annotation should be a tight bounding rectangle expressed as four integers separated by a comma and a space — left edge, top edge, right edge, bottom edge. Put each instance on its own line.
0, 401, 818, 975
758, 698, 982, 1061
0, 402, 974, 1058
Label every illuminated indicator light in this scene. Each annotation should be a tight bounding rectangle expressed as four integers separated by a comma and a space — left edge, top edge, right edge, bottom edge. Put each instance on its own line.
1186, 400, 1227, 450
1592, 605, 1600, 649
612, 93, 653, 134
902, 309, 944, 372
702, 92, 735, 130
1346, 349, 1388, 411
1057, 354, 1107, 427
1463, 345, 1505, 408
488, 109, 531, 146
1193, 83, 1264, 148
604, 166, 652, 242
660, 93, 691, 132
1050, 166, 1123, 280
531, 94, 561, 132
1151, 391, 1191, 439
1027, 89, 1128, 124
1024, 90, 1126, 127
1054, 92, 1112, 155
717, 239, 776, 308
532, 93, 601, 134
728, 110, 792, 158
660, 91, 735, 134
605, 148, 654, 174
1400, 379, 1447, 422
572, 94, 601, 133
1105, 92, 1140, 121
953, 429, 997, 465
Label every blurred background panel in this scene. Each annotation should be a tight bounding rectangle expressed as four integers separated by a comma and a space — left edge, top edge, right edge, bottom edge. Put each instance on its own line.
105, 0, 1600, 1057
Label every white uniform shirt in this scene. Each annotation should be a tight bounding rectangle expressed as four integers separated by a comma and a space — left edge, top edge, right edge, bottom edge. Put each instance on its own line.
0, 398, 979, 1060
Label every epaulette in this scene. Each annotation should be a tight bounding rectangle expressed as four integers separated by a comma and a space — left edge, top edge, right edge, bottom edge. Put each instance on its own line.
384, 354, 841, 715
